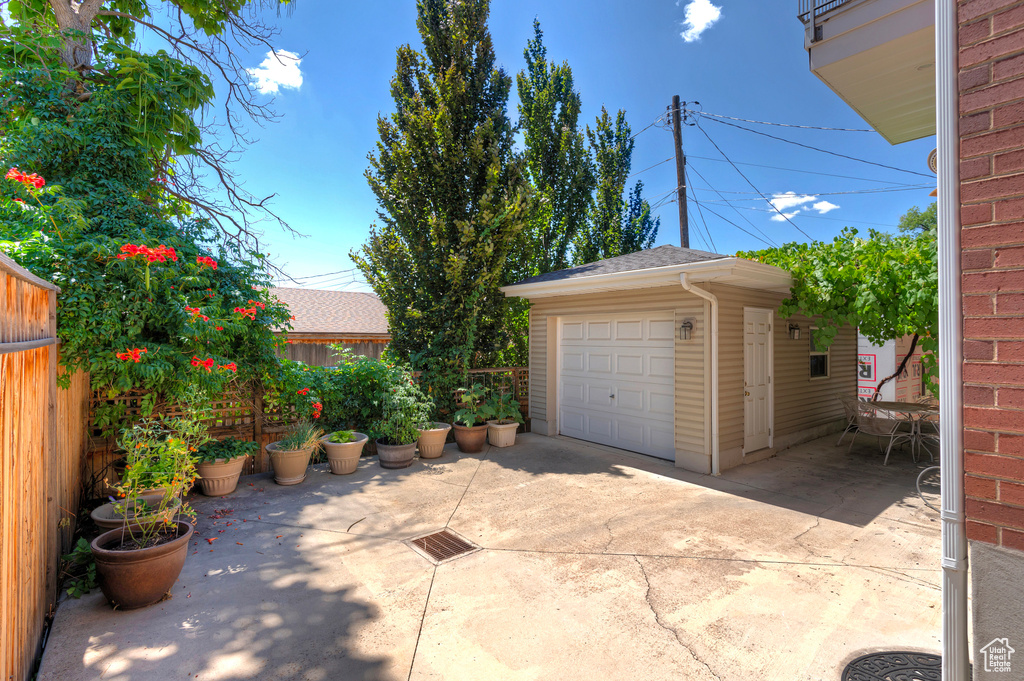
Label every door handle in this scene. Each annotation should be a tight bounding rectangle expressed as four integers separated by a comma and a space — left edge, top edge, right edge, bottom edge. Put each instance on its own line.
744, 391, 750, 396
609, 394, 616, 399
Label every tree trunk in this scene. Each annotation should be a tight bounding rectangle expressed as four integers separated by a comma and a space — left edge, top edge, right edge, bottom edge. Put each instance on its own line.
48, 0, 103, 71
872, 333, 919, 400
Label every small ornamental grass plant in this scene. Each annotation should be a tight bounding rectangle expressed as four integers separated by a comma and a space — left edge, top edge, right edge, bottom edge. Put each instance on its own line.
277, 421, 324, 452
113, 398, 211, 550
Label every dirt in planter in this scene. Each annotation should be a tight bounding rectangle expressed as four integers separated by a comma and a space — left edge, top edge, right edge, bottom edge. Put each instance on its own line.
106, 531, 183, 552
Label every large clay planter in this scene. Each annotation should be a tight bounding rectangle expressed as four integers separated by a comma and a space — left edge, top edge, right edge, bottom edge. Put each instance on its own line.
376, 440, 416, 469
266, 442, 315, 485
453, 423, 488, 453
91, 520, 194, 610
486, 420, 520, 448
321, 432, 368, 475
417, 423, 451, 459
90, 493, 182, 531
195, 457, 246, 496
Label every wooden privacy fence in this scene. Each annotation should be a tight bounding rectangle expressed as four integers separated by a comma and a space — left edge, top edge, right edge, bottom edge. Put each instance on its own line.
0, 253, 89, 681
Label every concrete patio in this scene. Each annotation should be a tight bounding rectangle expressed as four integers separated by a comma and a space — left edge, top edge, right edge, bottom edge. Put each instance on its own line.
40, 432, 943, 681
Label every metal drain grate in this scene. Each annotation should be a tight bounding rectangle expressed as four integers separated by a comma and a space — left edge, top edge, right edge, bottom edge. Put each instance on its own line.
842, 651, 942, 680
408, 529, 478, 564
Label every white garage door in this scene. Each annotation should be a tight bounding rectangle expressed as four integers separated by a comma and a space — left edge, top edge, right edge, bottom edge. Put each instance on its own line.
558, 313, 676, 459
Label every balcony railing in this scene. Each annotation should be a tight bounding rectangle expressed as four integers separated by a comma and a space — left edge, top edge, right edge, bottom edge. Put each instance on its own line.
797, 0, 855, 24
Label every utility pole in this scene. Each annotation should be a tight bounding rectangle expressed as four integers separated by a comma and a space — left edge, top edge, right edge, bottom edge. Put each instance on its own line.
670, 95, 689, 248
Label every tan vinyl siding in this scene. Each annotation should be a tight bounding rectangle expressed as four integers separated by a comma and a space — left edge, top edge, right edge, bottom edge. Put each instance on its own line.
528, 310, 547, 422
710, 283, 856, 459
526, 285, 706, 455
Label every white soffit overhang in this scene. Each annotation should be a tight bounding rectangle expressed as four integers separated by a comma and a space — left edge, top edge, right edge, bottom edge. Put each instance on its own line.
500, 258, 793, 299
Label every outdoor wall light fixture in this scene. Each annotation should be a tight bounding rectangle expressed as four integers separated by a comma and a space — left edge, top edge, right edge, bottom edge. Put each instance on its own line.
679, 319, 694, 341
789, 323, 801, 340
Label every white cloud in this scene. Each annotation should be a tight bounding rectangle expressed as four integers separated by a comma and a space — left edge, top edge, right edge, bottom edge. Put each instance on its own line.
813, 200, 840, 214
770, 211, 800, 222
247, 49, 303, 95
769, 191, 817, 212
679, 0, 723, 42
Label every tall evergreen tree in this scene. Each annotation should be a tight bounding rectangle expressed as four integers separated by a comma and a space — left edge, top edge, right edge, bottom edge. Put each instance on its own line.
515, 20, 594, 276
353, 0, 530, 410
575, 107, 659, 264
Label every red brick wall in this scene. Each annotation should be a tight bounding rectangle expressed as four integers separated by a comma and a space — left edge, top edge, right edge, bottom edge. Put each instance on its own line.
959, 0, 1024, 551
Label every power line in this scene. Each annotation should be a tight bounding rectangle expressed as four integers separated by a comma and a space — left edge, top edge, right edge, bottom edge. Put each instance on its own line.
693, 113, 935, 179
696, 110, 874, 132
697, 200, 899, 227
686, 154, 923, 185
686, 167, 718, 253
626, 157, 673, 180
687, 164, 777, 246
695, 122, 814, 240
690, 200, 775, 248
629, 114, 666, 141
684, 184, 934, 199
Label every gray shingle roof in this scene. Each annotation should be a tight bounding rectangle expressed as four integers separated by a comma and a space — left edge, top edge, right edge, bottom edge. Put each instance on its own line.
509, 245, 728, 286
270, 288, 389, 335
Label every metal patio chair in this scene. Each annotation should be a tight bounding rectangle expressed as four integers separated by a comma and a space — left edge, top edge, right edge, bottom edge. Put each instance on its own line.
854, 403, 916, 465
918, 412, 940, 463
836, 393, 861, 446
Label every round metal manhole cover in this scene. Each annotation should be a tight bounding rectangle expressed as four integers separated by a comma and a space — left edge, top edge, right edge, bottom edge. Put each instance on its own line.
842, 651, 941, 681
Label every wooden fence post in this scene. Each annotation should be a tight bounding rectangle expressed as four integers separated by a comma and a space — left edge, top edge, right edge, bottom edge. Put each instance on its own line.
253, 385, 265, 473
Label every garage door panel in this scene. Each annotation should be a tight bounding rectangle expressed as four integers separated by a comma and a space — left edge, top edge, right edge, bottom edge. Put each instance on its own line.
615, 320, 643, 341
558, 312, 676, 461
587, 352, 612, 373
615, 353, 644, 376
586, 321, 611, 341
649, 319, 676, 341
562, 321, 584, 340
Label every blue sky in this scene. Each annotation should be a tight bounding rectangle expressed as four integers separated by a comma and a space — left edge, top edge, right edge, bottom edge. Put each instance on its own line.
223, 0, 937, 289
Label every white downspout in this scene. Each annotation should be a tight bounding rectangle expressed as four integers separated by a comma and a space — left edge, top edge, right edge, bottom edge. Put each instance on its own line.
681, 273, 720, 475
936, 0, 969, 678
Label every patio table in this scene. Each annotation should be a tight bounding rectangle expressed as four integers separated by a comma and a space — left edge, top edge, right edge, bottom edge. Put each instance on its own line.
870, 400, 938, 461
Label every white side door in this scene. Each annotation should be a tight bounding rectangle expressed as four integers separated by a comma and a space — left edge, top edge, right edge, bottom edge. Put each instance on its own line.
559, 313, 675, 459
743, 308, 773, 454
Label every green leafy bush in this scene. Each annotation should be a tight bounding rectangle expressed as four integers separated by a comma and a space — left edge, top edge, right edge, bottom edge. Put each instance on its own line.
453, 384, 491, 426
486, 392, 523, 424
193, 437, 257, 464
328, 430, 357, 443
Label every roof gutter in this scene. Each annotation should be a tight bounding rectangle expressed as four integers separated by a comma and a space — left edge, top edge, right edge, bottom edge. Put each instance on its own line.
936, 0, 969, 678
681, 273, 720, 476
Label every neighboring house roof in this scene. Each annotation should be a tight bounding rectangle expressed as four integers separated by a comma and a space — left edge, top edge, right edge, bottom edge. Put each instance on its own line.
270, 288, 390, 337
501, 245, 792, 299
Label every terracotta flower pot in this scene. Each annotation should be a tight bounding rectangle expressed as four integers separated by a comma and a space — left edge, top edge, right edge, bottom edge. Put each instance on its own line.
453, 423, 488, 453
266, 442, 315, 485
376, 440, 416, 469
417, 422, 451, 459
91, 520, 194, 610
321, 432, 368, 475
90, 493, 182, 531
195, 457, 246, 496
486, 420, 520, 448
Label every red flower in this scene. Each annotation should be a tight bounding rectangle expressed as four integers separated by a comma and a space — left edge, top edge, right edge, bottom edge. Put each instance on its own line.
196, 256, 218, 270
215, 326, 224, 331
219, 362, 238, 373
311, 402, 323, 419
296, 388, 310, 395
117, 243, 178, 263
5, 167, 45, 189
116, 348, 147, 362
233, 306, 256, 320
191, 356, 215, 372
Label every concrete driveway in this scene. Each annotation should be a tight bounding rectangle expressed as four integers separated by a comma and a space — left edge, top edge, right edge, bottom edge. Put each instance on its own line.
40, 433, 942, 681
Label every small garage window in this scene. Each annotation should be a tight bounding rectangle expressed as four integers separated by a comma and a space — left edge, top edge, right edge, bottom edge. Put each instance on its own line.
809, 326, 829, 379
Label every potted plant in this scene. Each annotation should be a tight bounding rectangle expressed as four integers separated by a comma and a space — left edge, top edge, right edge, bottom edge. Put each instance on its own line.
91, 407, 208, 610
485, 392, 524, 448
320, 429, 368, 475
266, 421, 323, 485
193, 437, 256, 496
417, 420, 451, 459
452, 384, 491, 453
376, 378, 432, 471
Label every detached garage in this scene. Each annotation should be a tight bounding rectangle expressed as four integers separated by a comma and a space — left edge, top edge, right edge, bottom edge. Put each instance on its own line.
500, 245, 856, 475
